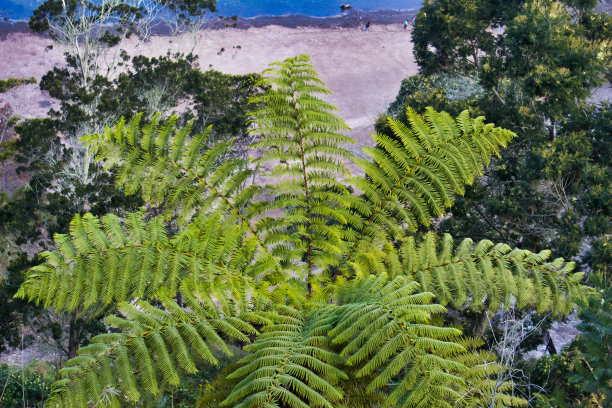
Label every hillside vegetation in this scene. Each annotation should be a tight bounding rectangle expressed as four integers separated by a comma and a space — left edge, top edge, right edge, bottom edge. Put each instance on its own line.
0, 0, 610, 407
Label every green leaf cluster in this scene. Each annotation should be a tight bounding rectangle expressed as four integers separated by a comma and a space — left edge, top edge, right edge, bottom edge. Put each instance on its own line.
0, 363, 55, 407
404, 1, 610, 403
0, 77, 36, 93
526, 274, 612, 407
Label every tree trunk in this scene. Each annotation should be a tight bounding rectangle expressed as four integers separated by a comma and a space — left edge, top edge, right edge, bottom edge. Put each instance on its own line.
543, 328, 557, 355
474, 311, 490, 339
472, 46, 481, 73
547, 118, 557, 141
67, 310, 80, 359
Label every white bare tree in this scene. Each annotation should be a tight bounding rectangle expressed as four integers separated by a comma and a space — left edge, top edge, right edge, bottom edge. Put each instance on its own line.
0, 103, 14, 144
31, 1, 168, 202
167, 12, 208, 53
34, 1, 217, 188
38, 0, 165, 89
482, 310, 552, 407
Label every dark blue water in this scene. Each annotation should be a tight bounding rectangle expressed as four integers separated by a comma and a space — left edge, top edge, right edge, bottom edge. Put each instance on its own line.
0, 0, 421, 20
215, 1, 420, 18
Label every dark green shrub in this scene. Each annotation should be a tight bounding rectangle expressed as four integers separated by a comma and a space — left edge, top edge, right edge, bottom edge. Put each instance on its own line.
0, 363, 54, 407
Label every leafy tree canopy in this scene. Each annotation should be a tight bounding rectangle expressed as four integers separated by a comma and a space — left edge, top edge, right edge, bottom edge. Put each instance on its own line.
29, 0, 216, 37
403, 0, 611, 276
413, 0, 523, 75
499, 0, 608, 124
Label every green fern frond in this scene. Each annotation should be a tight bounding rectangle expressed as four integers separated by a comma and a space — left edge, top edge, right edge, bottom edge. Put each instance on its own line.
331, 274, 467, 408
196, 362, 244, 408
223, 308, 347, 408
45, 286, 264, 407
344, 108, 515, 276
401, 232, 585, 315
248, 54, 356, 291
83, 113, 260, 229
15, 211, 261, 314
83, 109, 293, 288
332, 371, 387, 408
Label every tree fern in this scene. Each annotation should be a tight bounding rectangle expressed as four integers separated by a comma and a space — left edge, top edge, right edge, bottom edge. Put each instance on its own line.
17, 55, 587, 408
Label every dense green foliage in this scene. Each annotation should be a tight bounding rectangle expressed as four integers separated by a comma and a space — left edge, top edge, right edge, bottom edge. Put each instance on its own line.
565, 275, 612, 405
0, 363, 55, 407
412, 0, 518, 75
0, 255, 40, 353
525, 275, 612, 406
405, 0, 611, 273
15, 55, 587, 407
397, 0, 612, 405
1, 0, 609, 405
0, 43, 262, 369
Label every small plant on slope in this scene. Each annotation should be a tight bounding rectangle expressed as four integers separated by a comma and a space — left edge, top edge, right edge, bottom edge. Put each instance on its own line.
17, 55, 586, 407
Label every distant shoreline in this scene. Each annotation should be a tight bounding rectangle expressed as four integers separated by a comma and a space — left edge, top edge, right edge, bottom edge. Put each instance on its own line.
224, 9, 418, 30
0, 8, 418, 37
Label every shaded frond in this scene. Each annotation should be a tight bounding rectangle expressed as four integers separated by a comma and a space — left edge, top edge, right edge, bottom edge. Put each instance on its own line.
82, 102, 290, 288
331, 274, 467, 408
45, 287, 268, 407
83, 114, 256, 226
454, 337, 528, 407
223, 308, 347, 408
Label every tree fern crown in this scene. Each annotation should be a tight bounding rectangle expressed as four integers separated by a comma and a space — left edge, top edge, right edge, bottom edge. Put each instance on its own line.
16, 55, 585, 408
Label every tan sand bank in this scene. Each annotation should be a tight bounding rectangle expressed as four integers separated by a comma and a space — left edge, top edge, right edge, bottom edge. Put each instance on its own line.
0, 20, 418, 150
